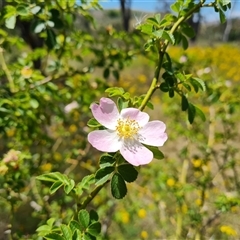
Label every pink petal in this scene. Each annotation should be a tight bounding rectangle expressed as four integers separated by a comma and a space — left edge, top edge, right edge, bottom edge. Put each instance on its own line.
138, 120, 168, 146
88, 130, 122, 152
120, 139, 153, 166
90, 98, 119, 130
120, 108, 149, 127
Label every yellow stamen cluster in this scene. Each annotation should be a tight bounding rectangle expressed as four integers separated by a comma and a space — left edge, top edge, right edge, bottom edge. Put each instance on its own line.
116, 118, 140, 139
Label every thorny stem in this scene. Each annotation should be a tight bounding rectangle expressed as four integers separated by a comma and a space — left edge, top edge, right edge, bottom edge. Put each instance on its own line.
77, 180, 110, 211
0, 47, 16, 93
139, 1, 211, 111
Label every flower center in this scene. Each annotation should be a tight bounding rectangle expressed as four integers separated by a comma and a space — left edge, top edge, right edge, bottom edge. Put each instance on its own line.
116, 118, 140, 139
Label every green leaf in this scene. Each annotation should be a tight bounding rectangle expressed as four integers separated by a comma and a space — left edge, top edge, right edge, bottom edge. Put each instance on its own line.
46, 28, 57, 49
95, 166, 114, 185
30, 99, 39, 109
162, 31, 175, 44
16, 4, 29, 16
36, 225, 52, 236
72, 229, 81, 240
160, 82, 169, 92
50, 181, 63, 194
144, 40, 154, 51
95, 166, 114, 180
89, 210, 99, 222
69, 220, 81, 232
61, 224, 72, 239
64, 179, 75, 194
139, 23, 153, 35
78, 210, 90, 229
191, 77, 206, 91
175, 72, 185, 82
165, 76, 175, 87
99, 154, 116, 168
87, 222, 101, 237
36, 172, 66, 183
146, 17, 159, 26
103, 68, 110, 79
171, 1, 181, 13
87, 118, 101, 128
111, 173, 127, 199
105, 87, 125, 97
195, 106, 206, 122
30, 6, 41, 14
181, 34, 188, 50
117, 164, 138, 183
220, 0, 231, 6
45, 233, 65, 240
183, 83, 191, 91
82, 233, 93, 240
146, 101, 154, 110
34, 22, 46, 33
152, 29, 163, 38
188, 103, 196, 124
145, 145, 164, 160
112, 70, 119, 80
219, 9, 226, 23
75, 174, 95, 195
181, 24, 195, 38
5, 15, 16, 29
47, 218, 56, 227
154, 13, 161, 24
181, 95, 189, 111
169, 89, 175, 98
117, 97, 129, 111
152, 30, 175, 44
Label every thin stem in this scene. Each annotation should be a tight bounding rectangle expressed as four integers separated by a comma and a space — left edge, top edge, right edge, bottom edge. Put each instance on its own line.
77, 180, 110, 211
0, 47, 16, 93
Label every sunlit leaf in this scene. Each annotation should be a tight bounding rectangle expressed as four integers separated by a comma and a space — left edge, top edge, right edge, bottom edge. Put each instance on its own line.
78, 210, 90, 229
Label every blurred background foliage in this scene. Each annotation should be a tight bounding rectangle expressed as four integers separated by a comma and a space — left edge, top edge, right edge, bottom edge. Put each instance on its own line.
0, 0, 240, 239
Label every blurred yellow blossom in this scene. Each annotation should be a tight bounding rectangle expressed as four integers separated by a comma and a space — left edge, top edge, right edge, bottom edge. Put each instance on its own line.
138, 74, 147, 83
195, 199, 202, 206
120, 211, 129, 224
6, 128, 15, 137
181, 204, 188, 214
21, 66, 33, 78
166, 178, 175, 187
53, 152, 62, 161
138, 208, 147, 219
69, 124, 78, 133
40, 163, 52, 172
141, 230, 148, 239
220, 225, 237, 236
192, 159, 202, 168
0, 165, 8, 175
231, 206, 238, 213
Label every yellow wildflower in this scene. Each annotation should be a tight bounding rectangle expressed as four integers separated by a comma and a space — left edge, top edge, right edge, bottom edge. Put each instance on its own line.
138, 208, 146, 219
166, 178, 175, 187
220, 225, 237, 236
141, 230, 148, 239
21, 67, 33, 78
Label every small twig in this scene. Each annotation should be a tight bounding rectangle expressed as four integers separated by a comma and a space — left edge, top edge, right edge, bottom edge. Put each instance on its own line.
200, 211, 221, 235
29, 76, 53, 89
0, 47, 16, 92
77, 180, 110, 211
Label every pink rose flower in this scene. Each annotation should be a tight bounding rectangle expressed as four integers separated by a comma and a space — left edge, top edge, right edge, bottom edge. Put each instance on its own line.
88, 98, 167, 166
